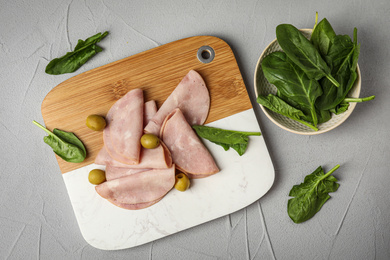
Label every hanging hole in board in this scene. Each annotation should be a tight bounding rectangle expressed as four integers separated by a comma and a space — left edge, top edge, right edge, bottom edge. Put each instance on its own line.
197, 46, 215, 64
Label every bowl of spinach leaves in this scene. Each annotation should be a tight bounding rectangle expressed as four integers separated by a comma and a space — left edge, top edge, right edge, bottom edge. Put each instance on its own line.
254, 15, 374, 135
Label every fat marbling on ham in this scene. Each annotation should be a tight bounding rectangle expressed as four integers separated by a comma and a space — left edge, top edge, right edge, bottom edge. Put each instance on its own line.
103, 88, 144, 165
144, 70, 210, 136
160, 108, 219, 179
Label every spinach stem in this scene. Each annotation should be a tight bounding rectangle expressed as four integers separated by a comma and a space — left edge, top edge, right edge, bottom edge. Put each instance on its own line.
33, 120, 53, 136
344, 95, 375, 103
310, 104, 318, 128
326, 74, 340, 88
223, 130, 261, 136
295, 119, 318, 131
353, 27, 358, 44
324, 164, 340, 178
231, 131, 261, 136
312, 12, 319, 31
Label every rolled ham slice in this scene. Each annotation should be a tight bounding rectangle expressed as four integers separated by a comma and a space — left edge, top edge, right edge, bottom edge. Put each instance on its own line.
144, 70, 210, 136
95, 165, 175, 206
95, 142, 172, 169
103, 89, 144, 165
160, 108, 219, 178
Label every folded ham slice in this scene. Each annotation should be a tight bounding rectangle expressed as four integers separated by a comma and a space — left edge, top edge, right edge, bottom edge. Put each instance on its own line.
103, 89, 144, 165
95, 142, 172, 169
95, 165, 175, 206
108, 198, 162, 210
144, 100, 157, 127
105, 165, 151, 181
160, 108, 219, 178
144, 70, 210, 136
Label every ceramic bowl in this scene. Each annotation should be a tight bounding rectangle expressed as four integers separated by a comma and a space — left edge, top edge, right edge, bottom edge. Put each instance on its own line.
254, 29, 361, 135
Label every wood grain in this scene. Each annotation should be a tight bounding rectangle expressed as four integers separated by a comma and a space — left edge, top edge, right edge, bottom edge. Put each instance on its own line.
41, 36, 252, 173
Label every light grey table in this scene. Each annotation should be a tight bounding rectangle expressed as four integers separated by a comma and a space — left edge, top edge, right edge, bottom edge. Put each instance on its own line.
1, 0, 389, 259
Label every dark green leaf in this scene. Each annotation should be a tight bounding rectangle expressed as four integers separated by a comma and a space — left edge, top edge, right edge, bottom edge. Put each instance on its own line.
33, 121, 86, 163
276, 24, 339, 87
192, 125, 261, 156
53, 128, 87, 159
45, 31, 109, 75
212, 141, 230, 151
316, 109, 332, 124
257, 94, 318, 131
275, 90, 331, 124
288, 165, 340, 224
311, 18, 336, 57
315, 29, 360, 111
261, 51, 323, 126
230, 142, 248, 156
329, 102, 350, 115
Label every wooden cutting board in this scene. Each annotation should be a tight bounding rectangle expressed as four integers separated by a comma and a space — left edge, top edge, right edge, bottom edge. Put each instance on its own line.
41, 36, 252, 174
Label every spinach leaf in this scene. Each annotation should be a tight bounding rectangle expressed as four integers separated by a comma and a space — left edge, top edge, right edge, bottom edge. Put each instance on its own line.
261, 51, 323, 126
315, 29, 360, 110
275, 90, 329, 124
53, 128, 87, 158
330, 95, 375, 115
329, 102, 349, 115
257, 94, 318, 131
276, 24, 340, 87
311, 18, 336, 57
33, 120, 87, 163
288, 164, 340, 224
45, 31, 109, 75
316, 109, 332, 124
192, 125, 261, 156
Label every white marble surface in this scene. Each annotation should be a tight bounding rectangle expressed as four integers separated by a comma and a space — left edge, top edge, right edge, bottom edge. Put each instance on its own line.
63, 109, 273, 250
1, 0, 390, 259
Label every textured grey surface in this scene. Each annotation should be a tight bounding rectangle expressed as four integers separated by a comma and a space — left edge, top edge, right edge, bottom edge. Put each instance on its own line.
1, 0, 389, 259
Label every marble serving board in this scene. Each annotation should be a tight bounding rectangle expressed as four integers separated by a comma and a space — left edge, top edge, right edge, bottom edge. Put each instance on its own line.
40, 36, 275, 250
63, 109, 274, 250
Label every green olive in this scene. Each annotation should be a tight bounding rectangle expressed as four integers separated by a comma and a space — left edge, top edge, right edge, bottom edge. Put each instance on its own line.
88, 169, 106, 185
86, 114, 106, 131
140, 133, 160, 149
174, 172, 190, 192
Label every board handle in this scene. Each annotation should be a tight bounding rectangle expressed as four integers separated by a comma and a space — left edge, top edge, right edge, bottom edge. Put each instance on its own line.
197, 46, 215, 64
